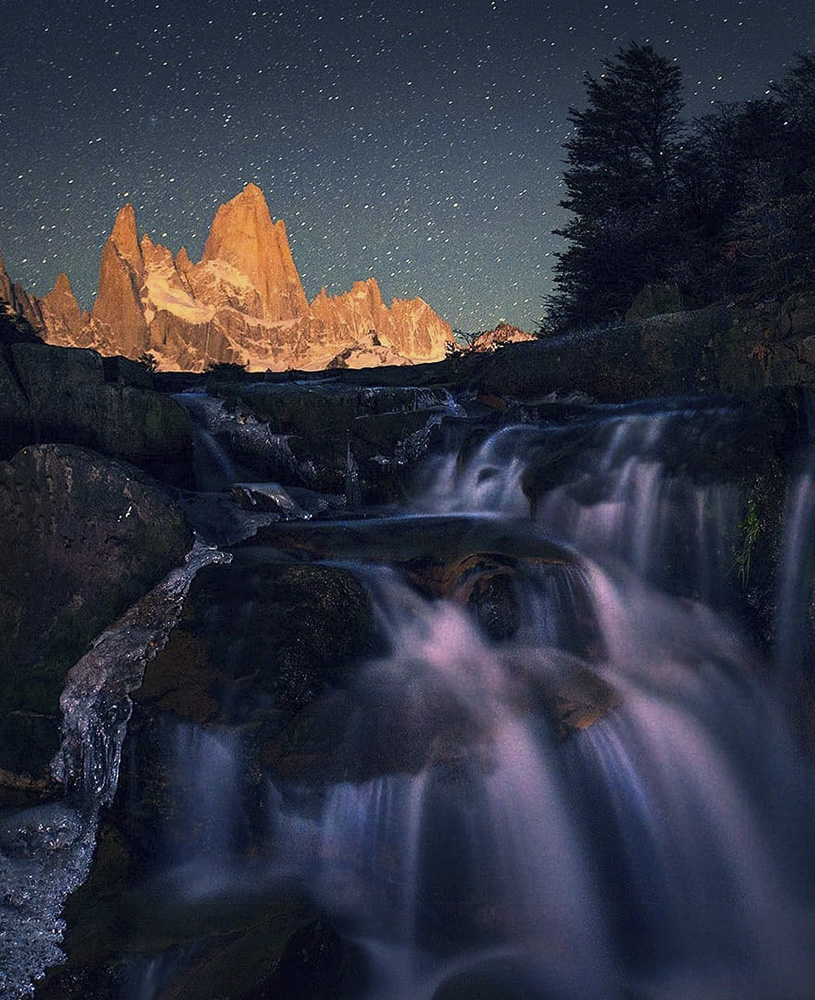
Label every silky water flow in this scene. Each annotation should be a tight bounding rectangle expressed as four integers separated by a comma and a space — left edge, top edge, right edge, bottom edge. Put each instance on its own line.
74, 400, 815, 997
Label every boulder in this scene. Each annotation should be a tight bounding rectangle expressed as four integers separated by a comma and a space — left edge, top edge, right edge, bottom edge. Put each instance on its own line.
100, 354, 154, 389
139, 556, 377, 721
0, 444, 192, 777
0, 341, 193, 465
253, 563, 376, 712
38, 863, 368, 1000
253, 514, 573, 587
350, 406, 448, 501
460, 568, 519, 641
202, 380, 459, 499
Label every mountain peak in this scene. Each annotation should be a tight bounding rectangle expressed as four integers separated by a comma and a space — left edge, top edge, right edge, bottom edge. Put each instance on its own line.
109, 204, 143, 275
237, 182, 265, 202
176, 246, 193, 273
40, 271, 84, 343
51, 271, 74, 296
201, 185, 309, 321
36, 188, 452, 370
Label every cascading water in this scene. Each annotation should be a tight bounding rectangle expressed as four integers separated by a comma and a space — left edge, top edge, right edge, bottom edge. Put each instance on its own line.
775, 396, 815, 736
0, 542, 226, 999
418, 404, 745, 608
32, 393, 815, 998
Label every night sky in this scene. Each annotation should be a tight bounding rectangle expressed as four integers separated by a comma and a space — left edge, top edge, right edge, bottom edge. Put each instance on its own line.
2, 1, 813, 333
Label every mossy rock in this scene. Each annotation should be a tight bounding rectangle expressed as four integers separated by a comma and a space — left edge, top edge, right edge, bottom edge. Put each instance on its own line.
6, 342, 193, 464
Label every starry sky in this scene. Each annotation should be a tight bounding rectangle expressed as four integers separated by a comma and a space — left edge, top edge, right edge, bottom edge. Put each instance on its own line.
1, 1, 813, 332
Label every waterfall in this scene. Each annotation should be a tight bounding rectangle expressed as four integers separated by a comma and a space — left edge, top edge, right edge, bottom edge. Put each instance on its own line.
175, 392, 238, 493
20, 392, 815, 998
775, 395, 815, 731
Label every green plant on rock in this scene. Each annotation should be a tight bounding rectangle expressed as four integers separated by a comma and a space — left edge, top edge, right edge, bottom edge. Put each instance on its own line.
205, 360, 248, 376
137, 351, 158, 373
736, 493, 761, 589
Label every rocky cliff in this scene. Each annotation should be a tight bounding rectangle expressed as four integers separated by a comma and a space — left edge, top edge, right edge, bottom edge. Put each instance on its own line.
33, 184, 452, 371
0, 251, 44, 331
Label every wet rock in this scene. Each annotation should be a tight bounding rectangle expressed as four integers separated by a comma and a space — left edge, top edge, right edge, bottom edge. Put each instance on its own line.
262, 689, 357, 783
202, 380, 460, 499
139, 556, 377, 721
39, 850, 367, 1000
520, 391, 800, 504
0, 341, 193, 466
508, 649, 621, 742
251, 563, 377, 712
0, 764, 50, 812
264, 672, 488, 786
0, 713, 61, 803
34, 963, 124, 1000
265, 634, 618, 789
461, 568, 519, 641
0, 444, 193, 775
350, 406, 448, 501
177, 490, 281, 548
253, 514, 572, 577
132, 558, 252, 726
133, 630, 221, 725
0, 802, 84, 858
254, 917, 368, 1000
211, 382, 359, 492
228, 481, 306, 516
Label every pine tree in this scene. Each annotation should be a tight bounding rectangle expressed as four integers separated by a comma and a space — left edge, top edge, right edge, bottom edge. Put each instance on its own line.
549, 43, 685, 330
676, 98, 784, 300
732, 53, 815, 293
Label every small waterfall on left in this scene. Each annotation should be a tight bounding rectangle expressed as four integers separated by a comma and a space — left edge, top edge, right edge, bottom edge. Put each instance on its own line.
0, 542, 226, 999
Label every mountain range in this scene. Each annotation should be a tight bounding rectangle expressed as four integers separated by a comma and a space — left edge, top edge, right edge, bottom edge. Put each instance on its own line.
9, 184, 453, 371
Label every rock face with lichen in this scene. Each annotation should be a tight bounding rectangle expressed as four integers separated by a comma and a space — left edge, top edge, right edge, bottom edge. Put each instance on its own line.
35, 184, 452, 371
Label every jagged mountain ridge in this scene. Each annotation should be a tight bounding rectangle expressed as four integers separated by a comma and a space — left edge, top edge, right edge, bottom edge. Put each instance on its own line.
0, 251, 45, 332
35, 184, 452, 371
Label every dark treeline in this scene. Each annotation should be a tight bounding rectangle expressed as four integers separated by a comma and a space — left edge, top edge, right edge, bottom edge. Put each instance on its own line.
547, 44, 815, 331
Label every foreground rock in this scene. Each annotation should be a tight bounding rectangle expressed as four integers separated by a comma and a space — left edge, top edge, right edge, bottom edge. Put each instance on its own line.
180, 380, 461, 501
437, 293, 815, 401
38, 870, 368, 1000
135, 556, 378, 727
0, 313, 192, 469
0, 444, 193, 779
